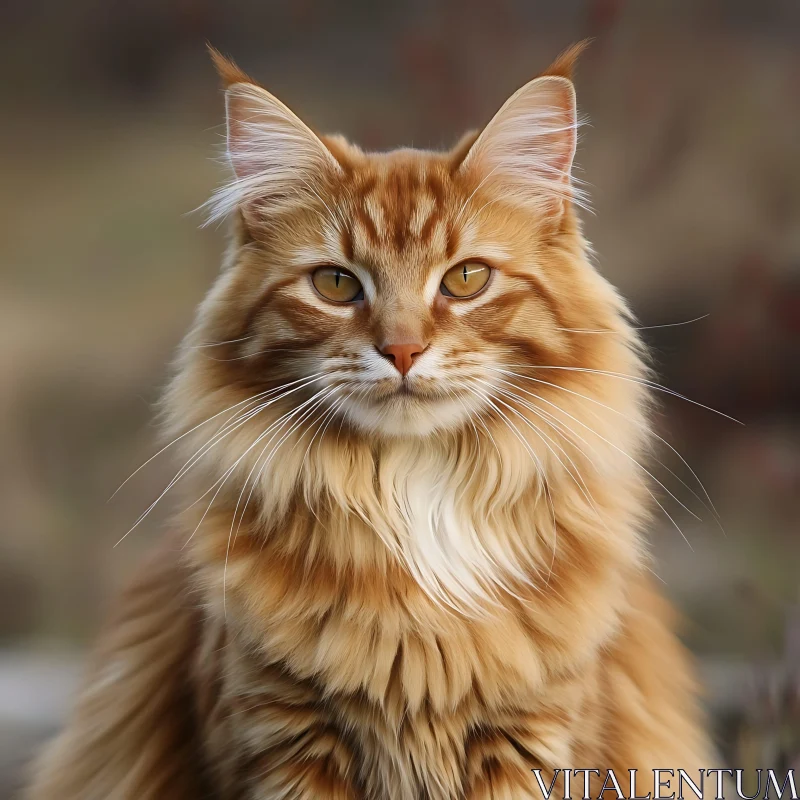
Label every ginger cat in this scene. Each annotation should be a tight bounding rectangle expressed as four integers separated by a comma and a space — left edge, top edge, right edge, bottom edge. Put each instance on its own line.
28, 44, 711, 799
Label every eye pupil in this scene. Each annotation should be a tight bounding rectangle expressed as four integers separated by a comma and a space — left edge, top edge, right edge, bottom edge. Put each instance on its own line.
462, 265, 468, 283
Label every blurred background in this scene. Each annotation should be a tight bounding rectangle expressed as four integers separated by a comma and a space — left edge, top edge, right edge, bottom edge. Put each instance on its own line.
0, 0, 798, 795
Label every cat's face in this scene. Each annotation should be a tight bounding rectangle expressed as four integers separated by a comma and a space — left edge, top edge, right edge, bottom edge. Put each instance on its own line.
190, 48, 630, 441
210, 150, 582, 438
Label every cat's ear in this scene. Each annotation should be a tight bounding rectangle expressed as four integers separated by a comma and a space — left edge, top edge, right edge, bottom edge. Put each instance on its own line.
205, 47, 342, 223
457, 44, 588, 218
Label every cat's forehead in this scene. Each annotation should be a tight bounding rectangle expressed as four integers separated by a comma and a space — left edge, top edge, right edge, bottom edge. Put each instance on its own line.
333, 148, 465, 277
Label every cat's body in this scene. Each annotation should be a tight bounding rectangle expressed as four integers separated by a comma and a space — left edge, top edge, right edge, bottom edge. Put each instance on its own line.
28, 529, 705, 800
28, 46, 712, 799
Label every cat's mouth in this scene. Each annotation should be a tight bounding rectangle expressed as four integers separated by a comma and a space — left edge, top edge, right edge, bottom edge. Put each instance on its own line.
396, 381, 417, 396
333, 375, 488, 436
368, 377, 448, 402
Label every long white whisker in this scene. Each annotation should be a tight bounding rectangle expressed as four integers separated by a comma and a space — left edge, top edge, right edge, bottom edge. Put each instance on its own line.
466, 383, 558, 584
492, 381, 696, 553
177, 385, 330, 520
444, 383, 541, 590
230, 386, 335, 545
556, 313, 710, 334
191, 335, 255, 348
478, 380, 608, 529
489, 366, 722, 525
221, 387, 337, 614
109, 383, 290, 501
182, 393, 325, 545
302, 387, 346, 469
489, 371, 702, 531
505, 364, 742, 425
203, 347, 306, 363
133, 379, 317, 518
173, 386, 330, 601
477, 381, 617, 576
114, 374, 323, 547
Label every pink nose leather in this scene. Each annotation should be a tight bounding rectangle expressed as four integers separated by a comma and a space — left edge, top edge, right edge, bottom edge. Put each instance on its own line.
380, 342, 425, 376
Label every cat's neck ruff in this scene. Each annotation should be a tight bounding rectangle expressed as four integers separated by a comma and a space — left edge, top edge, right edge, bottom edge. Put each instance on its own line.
185, 418, 648, 712
185, 397, 647, 613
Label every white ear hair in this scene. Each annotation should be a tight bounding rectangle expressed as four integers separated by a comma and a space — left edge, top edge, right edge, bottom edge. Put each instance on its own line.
205, 82, 341, 224
460, 76, 586, 215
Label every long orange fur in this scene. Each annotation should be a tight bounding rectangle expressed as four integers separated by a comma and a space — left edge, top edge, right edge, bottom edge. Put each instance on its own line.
27, 44, 712, 799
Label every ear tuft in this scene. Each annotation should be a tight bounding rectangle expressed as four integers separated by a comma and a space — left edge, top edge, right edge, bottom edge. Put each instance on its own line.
203, 73, 341, 225
459, 73, 585, 218
207, 44, 256, 89
540, 39, 592, 81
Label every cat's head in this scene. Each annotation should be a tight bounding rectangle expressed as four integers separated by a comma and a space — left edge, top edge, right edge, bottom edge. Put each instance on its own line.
174, 43, 642, 447
162, 44, 652, 607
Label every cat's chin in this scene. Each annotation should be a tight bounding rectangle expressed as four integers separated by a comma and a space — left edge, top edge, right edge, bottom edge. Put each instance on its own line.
343, 391, 481, 438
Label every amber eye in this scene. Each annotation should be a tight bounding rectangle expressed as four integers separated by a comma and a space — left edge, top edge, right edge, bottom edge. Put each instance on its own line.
440, 261, 491, 298
312, 267, 363, 303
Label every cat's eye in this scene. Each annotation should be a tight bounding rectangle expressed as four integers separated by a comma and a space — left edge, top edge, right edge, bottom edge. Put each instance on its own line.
312, 267, 364, 303
440, 261, 492, 298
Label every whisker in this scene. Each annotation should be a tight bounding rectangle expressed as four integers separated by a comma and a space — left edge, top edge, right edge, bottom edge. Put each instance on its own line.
465, 383, 558, 585
442, 384, 535, 585
222, 386, 336, 600
505, 364, 743, 425
452, 382, 503, 460
489, 366, 722, 527
299, 386, 358, 534
108, 383, 290, 501
203, 347, 305, 363
302, 387, 347, 469
444, 383, 489, 469
490, 380, 696, 553
233, 385, 337, 541
114, 374, 324, 547
177, 387, 327, 520
175, 385, 333, 613
154, 379, 320, 506
476, 379, 611, 543
489, 370, 702, 535
191, 335, 255, 348
556, 313, 710, 334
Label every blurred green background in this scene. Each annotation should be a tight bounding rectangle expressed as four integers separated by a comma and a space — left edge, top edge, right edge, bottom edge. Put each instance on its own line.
0, 0, 798, 795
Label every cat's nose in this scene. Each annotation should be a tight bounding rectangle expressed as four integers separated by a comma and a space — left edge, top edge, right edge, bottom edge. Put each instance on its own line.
379, 342, 426, 376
